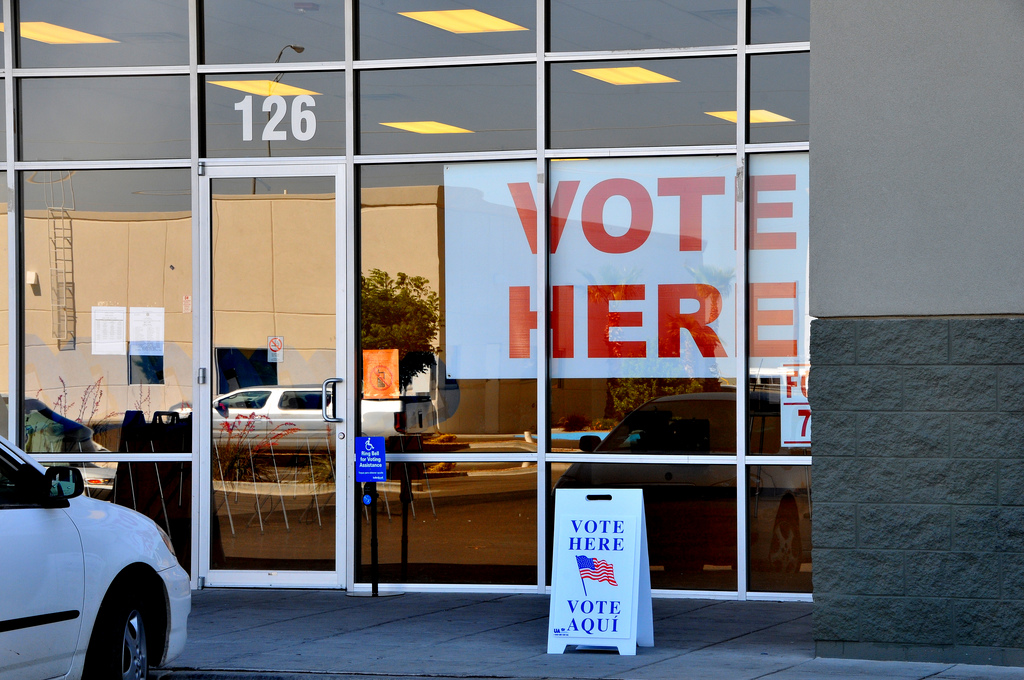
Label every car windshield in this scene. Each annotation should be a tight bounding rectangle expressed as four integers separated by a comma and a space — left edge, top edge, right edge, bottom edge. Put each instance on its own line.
218, 391, 271, 409
597, 395, 736, 454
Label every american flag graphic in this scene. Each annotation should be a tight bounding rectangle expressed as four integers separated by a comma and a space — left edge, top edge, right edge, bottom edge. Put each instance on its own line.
576, 555, 618, 586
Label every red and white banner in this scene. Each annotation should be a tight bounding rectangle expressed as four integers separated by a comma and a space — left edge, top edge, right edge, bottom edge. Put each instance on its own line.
444, 154, 808, 382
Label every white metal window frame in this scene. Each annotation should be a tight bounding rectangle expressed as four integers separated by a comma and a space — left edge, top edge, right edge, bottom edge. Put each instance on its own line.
0, 0, 810, 601
196, 161, 348, 589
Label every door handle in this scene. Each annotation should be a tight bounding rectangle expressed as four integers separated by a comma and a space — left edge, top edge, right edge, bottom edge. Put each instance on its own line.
322, 378, 344, 423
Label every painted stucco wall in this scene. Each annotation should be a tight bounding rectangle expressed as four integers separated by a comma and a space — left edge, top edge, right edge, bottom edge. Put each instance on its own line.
809, 0, 1024, 317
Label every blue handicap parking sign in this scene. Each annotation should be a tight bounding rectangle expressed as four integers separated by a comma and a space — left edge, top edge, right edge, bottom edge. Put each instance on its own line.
355, 437, 386, 482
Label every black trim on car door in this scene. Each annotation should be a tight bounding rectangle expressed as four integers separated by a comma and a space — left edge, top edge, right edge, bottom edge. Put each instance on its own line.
0, 610, 80, 633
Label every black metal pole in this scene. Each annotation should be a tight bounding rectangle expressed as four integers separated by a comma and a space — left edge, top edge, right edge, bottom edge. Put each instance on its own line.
368, 481, 379, 597
400, 464, 410, 582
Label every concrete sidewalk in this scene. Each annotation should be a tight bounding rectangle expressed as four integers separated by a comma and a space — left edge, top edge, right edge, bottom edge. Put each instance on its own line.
154, 590, 1024, 680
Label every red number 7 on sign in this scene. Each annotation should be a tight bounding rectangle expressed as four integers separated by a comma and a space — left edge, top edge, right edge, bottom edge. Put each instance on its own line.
798, 409, 811, 437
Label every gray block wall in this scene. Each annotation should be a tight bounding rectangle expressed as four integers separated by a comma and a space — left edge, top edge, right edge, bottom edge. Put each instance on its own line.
810, 317, 1024, 666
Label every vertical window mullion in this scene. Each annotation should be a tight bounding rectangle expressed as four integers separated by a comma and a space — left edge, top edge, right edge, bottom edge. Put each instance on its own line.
4, 0, 18, 445
735, 0, 750, 602
535, 0, 549, 594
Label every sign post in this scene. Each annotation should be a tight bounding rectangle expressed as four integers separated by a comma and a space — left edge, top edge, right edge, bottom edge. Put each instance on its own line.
355, 436, 386, 596
547, 489, 653, 655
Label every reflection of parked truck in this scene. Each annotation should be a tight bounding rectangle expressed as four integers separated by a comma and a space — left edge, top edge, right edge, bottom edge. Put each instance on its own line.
360, 361, 439, 437
361, 395, 436, 437
556, 391, 811, 585
212, 385, 334, 452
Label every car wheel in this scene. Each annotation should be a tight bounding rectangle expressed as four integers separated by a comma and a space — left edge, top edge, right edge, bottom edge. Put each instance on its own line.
84, 596, 149, 680
768, 516, 802, 573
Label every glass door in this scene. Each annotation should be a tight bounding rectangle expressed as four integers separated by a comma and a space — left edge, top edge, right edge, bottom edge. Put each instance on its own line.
199, 164, 347, 587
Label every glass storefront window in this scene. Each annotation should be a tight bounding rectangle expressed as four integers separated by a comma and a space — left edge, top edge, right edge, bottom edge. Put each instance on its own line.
746, 153, 812, 655
0, 0, 813, 595
15, 0, 189, 68
202, 1, 345, 65
0, 173, 7, 432
748, 464, 811, 592
358, 1, 535, 61
550, 462, 737, 590
550, 0, 737, 52
21, 169, 192, 455
748, 53, 809, 144
204, 72, 345, 158
20, 77, 190, 161
548, 156, 738, 442
359, 163, 537, 452
750, 0, 810, 45
0, 82, 5, 160
545, 156, 738, 592
209, 175, 337, 572
359, 65, 535, 155
549, 58, 736, 149
747, 152, 809, 457
357, 461, 537, 584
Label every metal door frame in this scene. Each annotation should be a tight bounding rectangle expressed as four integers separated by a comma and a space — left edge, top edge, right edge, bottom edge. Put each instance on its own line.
196, 161, 348, 588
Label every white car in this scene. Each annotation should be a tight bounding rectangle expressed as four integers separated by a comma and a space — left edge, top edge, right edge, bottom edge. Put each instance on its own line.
0, 437, 190, 680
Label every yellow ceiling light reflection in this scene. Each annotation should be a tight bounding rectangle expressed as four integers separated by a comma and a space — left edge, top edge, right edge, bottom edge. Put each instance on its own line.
399, 10, 527, 34
0, 21, 117, 44
705, 109, 794, 123
573, 67, 679, 85
209, 80, 321, 97
381, 121, 474, 134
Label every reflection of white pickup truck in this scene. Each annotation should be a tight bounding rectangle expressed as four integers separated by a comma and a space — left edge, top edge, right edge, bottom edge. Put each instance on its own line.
359, 361, 458, 438
360, 396, 435, 437
213, 385, 334, 452
213, 384, 437, 442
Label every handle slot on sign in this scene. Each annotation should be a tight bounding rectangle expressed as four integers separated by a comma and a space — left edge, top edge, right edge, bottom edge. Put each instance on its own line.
586, 494, 613, 501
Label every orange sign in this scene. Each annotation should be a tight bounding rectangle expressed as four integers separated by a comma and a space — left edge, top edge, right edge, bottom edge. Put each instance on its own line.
363, 349, 400, 399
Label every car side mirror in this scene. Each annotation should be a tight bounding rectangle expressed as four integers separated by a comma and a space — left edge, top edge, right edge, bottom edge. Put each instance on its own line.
578, 435, 601, 452
215, 401, 229, 417
44, 466, 84, 503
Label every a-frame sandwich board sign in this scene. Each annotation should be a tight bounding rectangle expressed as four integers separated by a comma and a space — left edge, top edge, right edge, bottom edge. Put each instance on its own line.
547, 488, 653, 655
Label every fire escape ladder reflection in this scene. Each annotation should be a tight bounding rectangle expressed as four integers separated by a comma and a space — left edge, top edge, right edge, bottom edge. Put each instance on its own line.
46, 171, 77, 350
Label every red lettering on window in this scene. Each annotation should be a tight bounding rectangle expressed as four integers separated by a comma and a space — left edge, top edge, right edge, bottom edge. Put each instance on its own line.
550, 182, 580, 254
657, 284, 727, 358
509, 286, 535, 358
581, 179, 653, 254
509, 285, 574, 359
798, 409, 811, 437
552, 285, 574, 358
750, 174, 796, 250
508, 181, 580, 255
785, 372, 799, 399
657, 177, 726, 251
588, 285, 646, 358
749, 282, 798, 357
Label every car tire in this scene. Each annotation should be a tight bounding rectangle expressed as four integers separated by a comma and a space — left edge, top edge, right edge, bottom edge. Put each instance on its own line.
767, 514, 802, 574
83, 595, 149, 680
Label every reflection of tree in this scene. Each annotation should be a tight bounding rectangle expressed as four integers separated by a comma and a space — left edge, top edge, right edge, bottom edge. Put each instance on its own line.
606, 377, 724, 422
601, 263, 735, 422
360, 269, 441, 390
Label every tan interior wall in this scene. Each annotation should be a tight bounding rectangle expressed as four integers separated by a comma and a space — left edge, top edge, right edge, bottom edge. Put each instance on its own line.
18, 185, 541, 436
23, 210, 193, 423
